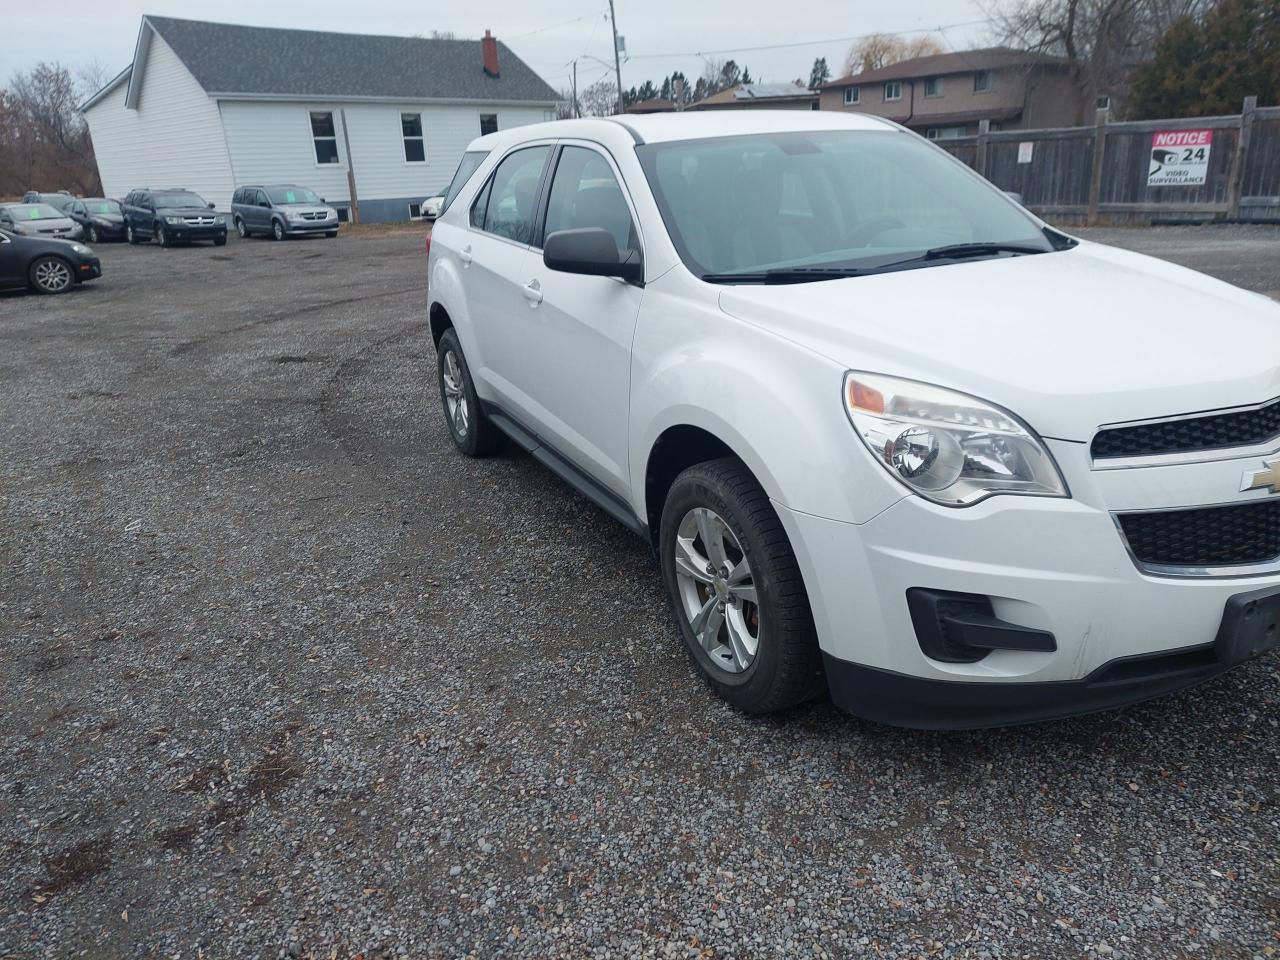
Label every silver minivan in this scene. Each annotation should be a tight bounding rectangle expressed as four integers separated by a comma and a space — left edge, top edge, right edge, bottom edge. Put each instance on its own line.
231, 184, 338, 240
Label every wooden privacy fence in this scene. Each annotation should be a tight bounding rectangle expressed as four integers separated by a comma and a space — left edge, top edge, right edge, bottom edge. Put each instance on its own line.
935, 97, 1280, 224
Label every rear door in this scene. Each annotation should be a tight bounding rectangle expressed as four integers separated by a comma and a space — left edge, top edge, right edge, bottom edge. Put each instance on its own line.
458, 144, 553, 410
512, 143, 646, 495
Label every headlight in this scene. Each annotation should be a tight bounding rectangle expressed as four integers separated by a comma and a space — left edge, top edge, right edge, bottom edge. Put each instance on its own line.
165, 216, 181, 224
70, 244, 91, 254
843, 372, 1068, 506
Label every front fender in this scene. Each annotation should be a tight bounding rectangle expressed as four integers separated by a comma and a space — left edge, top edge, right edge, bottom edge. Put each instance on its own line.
629, 293, 906, 525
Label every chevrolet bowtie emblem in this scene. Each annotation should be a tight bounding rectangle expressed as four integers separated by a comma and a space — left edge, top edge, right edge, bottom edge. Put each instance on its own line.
1242, 458, 1280, 495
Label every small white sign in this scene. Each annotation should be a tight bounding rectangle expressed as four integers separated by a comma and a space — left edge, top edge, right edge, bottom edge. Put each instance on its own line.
1148, 129, 1212, 186
1017, 141, 1034, 164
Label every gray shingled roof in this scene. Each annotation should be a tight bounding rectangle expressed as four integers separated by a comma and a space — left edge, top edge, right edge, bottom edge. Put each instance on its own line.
144, 16, 559, 103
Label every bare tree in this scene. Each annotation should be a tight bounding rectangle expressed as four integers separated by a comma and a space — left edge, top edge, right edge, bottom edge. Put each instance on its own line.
3, 62, 101, 196
846, 33, 945, 74
984, 0, 1209, 115
579, 78, 620, 116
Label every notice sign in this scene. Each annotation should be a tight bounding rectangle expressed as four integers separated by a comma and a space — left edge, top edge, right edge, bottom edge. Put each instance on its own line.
1017, 141, 1034, 164
1148, 129, 1212, 186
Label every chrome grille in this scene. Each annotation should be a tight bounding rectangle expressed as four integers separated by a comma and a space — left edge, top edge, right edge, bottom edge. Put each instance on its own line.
182, 216, 217, 226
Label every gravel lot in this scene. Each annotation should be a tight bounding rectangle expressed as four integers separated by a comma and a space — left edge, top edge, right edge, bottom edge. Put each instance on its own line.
1, 225, 1277, 959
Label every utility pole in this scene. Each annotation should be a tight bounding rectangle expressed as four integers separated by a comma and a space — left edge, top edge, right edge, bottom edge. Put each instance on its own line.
572, 60, 580, 118
607, 0, 624, 115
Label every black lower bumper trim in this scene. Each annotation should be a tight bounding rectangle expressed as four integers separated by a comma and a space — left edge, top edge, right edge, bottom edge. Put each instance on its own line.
823, 645, 1231, 730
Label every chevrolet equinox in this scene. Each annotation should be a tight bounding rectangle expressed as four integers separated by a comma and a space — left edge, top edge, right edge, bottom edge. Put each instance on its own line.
425, 113, 1280, 729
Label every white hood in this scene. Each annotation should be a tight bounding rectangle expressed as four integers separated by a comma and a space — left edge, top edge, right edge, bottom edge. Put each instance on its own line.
718, 242, 1280, 441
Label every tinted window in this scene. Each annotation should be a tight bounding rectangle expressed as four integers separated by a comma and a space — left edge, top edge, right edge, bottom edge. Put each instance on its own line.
442, 150, 488, 213
475, 146, 550, 244
543, 146, 636, 255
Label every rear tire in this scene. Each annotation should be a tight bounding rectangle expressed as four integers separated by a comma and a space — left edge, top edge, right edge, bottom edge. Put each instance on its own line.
28, 256, 74, 295
659, 458, 823, 714
436, 328, 503, 457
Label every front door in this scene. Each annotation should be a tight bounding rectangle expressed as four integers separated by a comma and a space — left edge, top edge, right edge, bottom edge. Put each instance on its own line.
253, 190, 273, 232
459, 144, 553, 412
512, 143, 645, 497
0, 233, 21, 286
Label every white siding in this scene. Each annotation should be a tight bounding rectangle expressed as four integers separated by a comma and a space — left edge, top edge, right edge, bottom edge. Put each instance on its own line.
83, 33, 235, 206
220, 100, 550, 205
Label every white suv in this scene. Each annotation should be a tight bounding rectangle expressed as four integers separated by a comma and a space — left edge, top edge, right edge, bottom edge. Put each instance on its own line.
425, 112, 1280, 729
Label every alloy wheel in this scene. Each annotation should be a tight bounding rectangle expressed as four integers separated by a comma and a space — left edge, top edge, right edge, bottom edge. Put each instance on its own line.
273, 221, 284, 241
440, 349, 469, 438
33, 258, 72, 293
673, 507, 760, 673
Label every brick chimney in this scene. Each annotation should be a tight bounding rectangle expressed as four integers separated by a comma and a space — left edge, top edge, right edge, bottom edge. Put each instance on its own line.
481, 30, 499, 77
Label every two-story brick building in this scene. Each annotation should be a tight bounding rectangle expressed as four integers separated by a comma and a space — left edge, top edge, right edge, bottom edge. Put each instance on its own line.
818, 47, 1085, 140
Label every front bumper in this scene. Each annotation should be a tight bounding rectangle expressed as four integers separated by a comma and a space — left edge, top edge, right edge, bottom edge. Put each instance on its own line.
283, 219, 337, 234
164, 222, 227, 242
774, 453, 1280, 728
75, 258, 102, 281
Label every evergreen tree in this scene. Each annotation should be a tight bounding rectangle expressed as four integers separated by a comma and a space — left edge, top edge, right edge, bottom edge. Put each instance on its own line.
809, 56, 831, 89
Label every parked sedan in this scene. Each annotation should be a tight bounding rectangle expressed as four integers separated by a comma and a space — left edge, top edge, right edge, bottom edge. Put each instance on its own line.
421, 194, 445, 220
0, 228, 101, 294
66, 198, 127, 243
0, 203, 84, 241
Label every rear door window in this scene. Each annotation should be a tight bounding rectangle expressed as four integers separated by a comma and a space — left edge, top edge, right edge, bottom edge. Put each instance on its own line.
472, 146, 551, 245
442, 150, 489, 213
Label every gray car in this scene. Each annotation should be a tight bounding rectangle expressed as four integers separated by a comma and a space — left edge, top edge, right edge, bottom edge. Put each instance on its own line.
231, 184, 339, 240
0, 203, 84, 241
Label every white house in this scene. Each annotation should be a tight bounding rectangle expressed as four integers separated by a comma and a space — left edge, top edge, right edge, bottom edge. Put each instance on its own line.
81, 16, 561, 223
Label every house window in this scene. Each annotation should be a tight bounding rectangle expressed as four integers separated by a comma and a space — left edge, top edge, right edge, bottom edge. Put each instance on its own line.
480, 113, 498, 136
310, 111, 340, 164
1096, 94, 1111, 110
926, 126, 968, 140
402, 113, 425, 163
924, 77, 943, 97
973, 70, 992, 93
335, 206, 350, 223
843, 86, 860, 106
883, 81, 902, 102
409, 201, 423, 218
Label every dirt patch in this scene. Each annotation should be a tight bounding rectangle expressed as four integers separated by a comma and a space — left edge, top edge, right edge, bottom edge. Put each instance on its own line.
29, 835, 112, 903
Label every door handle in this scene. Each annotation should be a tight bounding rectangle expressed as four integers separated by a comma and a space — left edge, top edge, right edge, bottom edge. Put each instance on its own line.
459, 244, 473, 266
521, 279, 543, 305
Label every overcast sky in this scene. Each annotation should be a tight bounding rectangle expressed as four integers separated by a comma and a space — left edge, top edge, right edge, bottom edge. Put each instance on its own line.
4, 0, 991, 96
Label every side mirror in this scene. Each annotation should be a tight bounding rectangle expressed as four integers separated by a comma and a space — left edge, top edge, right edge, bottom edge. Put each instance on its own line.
543, 228, 643, 285
320, 197, 326, 204
208, 202, 216, 209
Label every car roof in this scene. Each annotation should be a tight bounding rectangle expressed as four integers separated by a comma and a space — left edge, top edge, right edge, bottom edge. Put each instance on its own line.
468, 110, 898, 152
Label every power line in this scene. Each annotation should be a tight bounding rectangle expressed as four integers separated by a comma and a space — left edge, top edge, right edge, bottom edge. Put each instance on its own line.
624, 17, 995, 60
510, 13, 594, 39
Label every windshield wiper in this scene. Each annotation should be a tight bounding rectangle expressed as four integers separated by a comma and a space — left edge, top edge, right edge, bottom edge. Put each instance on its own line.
920, 242, 1048, 261
701, 267, 871, 285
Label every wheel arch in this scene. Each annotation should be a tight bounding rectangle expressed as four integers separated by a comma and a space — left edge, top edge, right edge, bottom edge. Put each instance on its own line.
642, 420, 778, 542
429, 302, 453, 346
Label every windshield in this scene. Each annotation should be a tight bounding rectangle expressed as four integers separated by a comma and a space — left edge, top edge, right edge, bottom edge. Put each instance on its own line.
42, 195, 78, 212
85, 199, 121, 215
155, 193, 208, 209
442, 150, 489, 213
636, 130, 1052, 280
268, 186, 321, 205
6, 204, 64, 220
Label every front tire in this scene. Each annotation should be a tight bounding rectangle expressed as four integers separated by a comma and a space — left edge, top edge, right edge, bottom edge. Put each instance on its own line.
660, 458, 823, 714
29, 256, 74, 295
213, 236, 227, 247
126, 223, 140, 245
235, 217, 248, 239
436, 329, 503, 457
325, 231, 338, 239
272, 220, 285, 241
88, 225, 100, 243
156, 223, 170, 247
